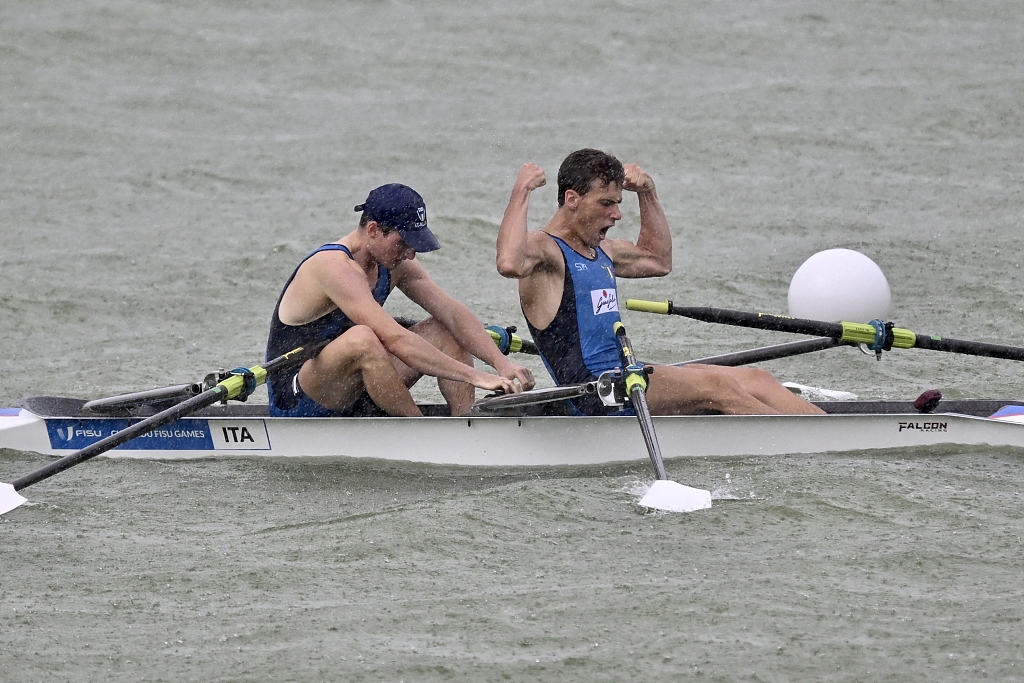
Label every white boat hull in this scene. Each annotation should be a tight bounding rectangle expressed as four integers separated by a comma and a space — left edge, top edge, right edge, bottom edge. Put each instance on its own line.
4, 404, 1024, 465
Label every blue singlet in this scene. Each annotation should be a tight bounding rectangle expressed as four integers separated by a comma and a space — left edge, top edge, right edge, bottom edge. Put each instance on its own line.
265, 244, 391, 416
525, 235, 633, 416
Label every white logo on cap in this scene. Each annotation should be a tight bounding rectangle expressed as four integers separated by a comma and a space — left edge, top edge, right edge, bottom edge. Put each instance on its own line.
416, 207, 426, 224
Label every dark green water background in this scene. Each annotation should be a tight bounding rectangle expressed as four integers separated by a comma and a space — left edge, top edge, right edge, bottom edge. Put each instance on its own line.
2, 1, 1023, 680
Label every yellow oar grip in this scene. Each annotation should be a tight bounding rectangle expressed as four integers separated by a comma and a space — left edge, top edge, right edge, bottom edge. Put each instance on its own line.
624, 372, 647, 394
217, 365, 269, 400
839, 322, 878, 345
487, 327, 526, 354
625, 299, 670, 314
891, 328, 916, 348
839, 322, 916, 348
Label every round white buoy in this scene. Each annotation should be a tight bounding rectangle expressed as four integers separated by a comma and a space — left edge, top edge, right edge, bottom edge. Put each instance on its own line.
788, 249, 891, 322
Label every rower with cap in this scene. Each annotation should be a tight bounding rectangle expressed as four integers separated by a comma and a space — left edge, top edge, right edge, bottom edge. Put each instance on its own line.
266, 183, 535, 418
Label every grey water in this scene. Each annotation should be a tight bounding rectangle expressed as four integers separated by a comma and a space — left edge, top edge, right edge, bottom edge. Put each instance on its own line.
2, 1, 1023, 680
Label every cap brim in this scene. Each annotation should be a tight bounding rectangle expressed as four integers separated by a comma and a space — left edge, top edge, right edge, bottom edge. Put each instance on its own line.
399, 228, 441, 253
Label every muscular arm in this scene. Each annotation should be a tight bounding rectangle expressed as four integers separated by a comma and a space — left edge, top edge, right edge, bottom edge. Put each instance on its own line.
496, 163, 551, 279
308, 253, 511, 389
603, 164, 673, 278
495, 163, 565, 328
397, 260, 536, 389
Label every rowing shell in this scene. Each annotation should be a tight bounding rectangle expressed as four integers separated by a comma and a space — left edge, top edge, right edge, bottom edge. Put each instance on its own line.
3, 397, 1024, 465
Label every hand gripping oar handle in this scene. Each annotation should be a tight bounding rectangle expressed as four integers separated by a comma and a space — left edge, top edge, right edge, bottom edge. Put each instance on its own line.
626, 299, 1024, 363
8, 340, 330, 494
613, 322, 668, 481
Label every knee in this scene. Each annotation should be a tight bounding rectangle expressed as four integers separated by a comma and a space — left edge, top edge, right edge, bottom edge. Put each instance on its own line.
344, 325, 389, 358
704, 369, 746, 397
741, 367, 780, 388
429, 326, 471, 362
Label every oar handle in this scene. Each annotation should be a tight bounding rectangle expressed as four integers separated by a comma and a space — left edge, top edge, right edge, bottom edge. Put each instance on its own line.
485, 325, 538, 356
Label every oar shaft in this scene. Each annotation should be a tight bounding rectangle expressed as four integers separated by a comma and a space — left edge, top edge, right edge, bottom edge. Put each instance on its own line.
472, 382, 596, 412
11, 389, 224, 491
684, 305, 842, 337
627, 387, 667, 480
912, 335, 1024, 362
11, 339, 329, 493
83, 383, 204, 413
614, 323, 668, 481
628, 299, 1024, 364
676, 337, 842, 367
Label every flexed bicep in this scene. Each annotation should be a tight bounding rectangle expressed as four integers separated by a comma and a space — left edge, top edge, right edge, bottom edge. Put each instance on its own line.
496, 164, 550, 278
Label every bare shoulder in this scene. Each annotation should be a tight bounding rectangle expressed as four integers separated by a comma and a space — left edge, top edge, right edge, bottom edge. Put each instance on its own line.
297, 247, 361, 286
598, 236, 642, 262
280, 248, 364, 325
527, 230, 564, 271
600, 236, 672, 278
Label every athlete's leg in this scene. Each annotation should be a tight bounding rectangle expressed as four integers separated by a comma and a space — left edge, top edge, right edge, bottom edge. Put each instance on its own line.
715, 365, 826, 414
644, 364, 823, 415
390, 317, 476, 416
643, 364, 781, 415
297, 325, 422, 417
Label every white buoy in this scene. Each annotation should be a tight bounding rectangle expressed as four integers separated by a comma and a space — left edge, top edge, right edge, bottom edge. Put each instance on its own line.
788, 249, 891, 322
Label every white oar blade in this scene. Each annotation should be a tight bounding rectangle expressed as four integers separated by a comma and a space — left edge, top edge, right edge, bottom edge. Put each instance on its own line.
0, 483, 28, 516
639, 479, 712, 513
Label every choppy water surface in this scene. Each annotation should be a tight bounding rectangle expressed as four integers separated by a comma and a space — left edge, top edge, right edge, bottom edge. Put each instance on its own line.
2, 1, 1024, 680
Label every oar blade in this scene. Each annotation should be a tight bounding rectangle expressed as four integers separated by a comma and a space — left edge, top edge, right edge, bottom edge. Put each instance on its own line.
1, 482, 28, 515
639, 479, 712, 513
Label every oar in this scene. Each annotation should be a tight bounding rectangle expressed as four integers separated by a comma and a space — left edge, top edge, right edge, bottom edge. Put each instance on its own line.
83, 323, 534, 417
472, 338, 840, 413
613, 322, 712, 513
627, 299, 1024, 362
485, 325, 538, 356
401, 318, 536, 356
83, 383, 205, 413
471, 382, 598, 412
0, 340, 331, 516
674, 337, 843, 367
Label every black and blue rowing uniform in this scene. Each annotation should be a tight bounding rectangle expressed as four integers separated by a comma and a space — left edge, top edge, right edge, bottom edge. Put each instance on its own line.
266, 244, 392, 417
525, 235, 634, 416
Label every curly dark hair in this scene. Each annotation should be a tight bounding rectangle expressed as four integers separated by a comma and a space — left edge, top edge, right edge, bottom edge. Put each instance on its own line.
556, 149, 625, 206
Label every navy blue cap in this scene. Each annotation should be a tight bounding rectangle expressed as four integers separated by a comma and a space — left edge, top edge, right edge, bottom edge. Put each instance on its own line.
354, 183, 441, 253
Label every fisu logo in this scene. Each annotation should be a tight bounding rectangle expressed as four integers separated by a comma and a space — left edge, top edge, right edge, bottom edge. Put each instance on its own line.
591, 288, 618, 315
